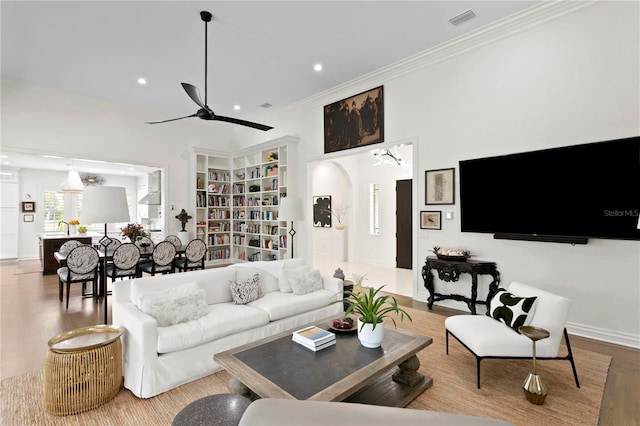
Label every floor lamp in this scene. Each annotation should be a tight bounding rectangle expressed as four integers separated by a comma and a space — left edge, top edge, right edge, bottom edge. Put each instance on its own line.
81, 186, 130, 324
279, 196, 303, 258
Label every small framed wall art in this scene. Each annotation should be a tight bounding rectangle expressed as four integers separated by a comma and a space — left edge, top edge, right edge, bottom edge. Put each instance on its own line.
21, 201, 35, 212
313, 195, 332, 228
425, 168, 455, 205
420, 211, 442, 230
23, 214, 34, 222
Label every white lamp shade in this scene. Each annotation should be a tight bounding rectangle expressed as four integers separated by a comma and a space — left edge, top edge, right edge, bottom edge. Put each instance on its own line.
60, 169, 83, 193
279, 196, 304, 221
81, 186, 130, 224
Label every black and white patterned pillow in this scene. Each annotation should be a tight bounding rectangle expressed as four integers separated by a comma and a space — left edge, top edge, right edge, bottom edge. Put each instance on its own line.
487, 288, 537, 333
230, 273, 264, 305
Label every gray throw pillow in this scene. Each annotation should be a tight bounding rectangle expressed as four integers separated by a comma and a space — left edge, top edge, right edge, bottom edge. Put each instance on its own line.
289, 269, 323, 295
230, 273, 263, 305
138, 282, 209, 327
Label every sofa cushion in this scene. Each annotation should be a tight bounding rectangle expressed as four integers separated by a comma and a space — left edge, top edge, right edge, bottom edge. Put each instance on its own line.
487, 288, 537, 333
279, 266, 311, 293
138, 282, 209, 327
230, 273, 264, 305
289, 269, 324, 295
157, 303, 270, 353
247, 289, 335, 321
236, 267, 280, 294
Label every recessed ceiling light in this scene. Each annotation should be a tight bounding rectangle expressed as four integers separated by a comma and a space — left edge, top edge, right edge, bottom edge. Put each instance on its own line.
42, 155, 63, 159
314, 63, 323, 72
137, 78, 147, 85
234, 105, 241, 111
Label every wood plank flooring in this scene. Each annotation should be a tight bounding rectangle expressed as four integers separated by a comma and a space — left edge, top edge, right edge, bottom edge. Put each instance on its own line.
1, 259, 638, 425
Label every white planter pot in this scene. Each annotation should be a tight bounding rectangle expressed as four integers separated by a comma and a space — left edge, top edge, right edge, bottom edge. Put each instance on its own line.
357, 318, 384, 348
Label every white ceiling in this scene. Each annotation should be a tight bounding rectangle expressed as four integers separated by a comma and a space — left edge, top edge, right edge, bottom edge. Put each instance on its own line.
1, 0, 538, 174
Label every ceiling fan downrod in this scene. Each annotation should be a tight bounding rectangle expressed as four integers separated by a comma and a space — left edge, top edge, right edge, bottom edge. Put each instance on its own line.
201, 11, 212, 107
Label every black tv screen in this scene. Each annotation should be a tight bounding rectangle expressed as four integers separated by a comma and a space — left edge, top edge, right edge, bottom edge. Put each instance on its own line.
459, 136, 640, 242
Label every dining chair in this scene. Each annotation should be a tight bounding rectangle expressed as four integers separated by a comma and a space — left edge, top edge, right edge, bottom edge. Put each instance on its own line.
135, 236, 155, 249
57, 240, 85, 301
105, 243, 141, 282
165, 235, 182, 247
106, 238, 122, 249
175, 239, 207, 272
139, 241, 177, 276
57, 245, 100, 309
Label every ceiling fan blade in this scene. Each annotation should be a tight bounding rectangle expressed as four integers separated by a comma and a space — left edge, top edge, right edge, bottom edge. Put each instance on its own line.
213, 115, 273, 131
181, 83, 206, 109
146, 113, 198, 124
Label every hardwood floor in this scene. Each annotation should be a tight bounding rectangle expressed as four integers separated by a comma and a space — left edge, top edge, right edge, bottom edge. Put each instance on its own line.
1, 259, 638, 425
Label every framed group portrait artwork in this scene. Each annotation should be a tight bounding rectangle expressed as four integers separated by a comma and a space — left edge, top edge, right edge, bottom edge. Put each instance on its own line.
420, 211, 442, 230
324, 86, 384, 154
425, 168, 455, 205
313, 195, 332, 228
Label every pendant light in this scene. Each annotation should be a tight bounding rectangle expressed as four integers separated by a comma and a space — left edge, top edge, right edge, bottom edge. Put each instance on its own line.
60, 165, 83, 193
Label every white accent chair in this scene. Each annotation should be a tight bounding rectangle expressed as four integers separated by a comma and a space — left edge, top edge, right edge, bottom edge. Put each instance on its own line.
445, 281, 580, 388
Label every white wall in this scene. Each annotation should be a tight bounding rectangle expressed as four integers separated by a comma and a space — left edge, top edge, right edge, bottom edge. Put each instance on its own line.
1, 2, 638, 346
234, 2, 640, 347
17, 169, 138, 259
1, 79, 238, 239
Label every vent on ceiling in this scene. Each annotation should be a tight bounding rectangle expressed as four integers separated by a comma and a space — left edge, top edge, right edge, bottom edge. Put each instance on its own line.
449, 10, 477, 26
260, 103, 273, 109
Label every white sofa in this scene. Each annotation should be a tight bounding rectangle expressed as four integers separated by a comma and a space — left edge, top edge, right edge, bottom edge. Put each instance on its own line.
238, 399, 515, 425
112, 258, 343, 398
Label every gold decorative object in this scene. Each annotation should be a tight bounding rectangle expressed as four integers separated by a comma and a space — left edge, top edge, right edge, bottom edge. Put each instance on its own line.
519, 325, 550, 405
44, 325, 123, 415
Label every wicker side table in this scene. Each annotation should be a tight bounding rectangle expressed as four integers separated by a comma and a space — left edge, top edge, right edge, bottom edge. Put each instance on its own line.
44, 325, 123, 416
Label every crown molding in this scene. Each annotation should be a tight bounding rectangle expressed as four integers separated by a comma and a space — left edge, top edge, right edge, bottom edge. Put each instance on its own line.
286, 1, 597, 113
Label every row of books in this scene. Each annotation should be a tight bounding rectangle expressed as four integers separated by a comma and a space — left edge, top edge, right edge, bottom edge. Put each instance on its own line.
292, 326, 336, 352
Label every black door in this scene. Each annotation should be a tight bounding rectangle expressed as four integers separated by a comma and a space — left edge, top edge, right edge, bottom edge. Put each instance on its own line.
396, 179, 412, 269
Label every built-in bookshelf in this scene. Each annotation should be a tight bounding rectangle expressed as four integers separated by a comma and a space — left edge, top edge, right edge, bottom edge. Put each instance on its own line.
195, 154, 232, 264
191, 138, 296, 264
232, 145, 289, 262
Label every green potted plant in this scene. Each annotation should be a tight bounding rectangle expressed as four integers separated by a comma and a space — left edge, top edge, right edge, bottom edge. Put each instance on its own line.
337, 285, 412, 348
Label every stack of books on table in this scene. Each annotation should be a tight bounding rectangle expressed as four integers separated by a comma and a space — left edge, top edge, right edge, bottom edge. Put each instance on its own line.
292, 326, 336, 352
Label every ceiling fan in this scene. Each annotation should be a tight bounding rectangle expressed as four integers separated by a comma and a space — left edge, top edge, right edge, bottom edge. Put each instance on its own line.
147, 11, 273, 131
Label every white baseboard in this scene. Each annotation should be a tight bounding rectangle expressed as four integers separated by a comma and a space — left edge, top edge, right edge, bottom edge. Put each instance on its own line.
566, 321, 640, 350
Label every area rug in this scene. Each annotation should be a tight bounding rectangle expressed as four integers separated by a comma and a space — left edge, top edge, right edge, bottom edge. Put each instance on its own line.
1, 306, 610, 425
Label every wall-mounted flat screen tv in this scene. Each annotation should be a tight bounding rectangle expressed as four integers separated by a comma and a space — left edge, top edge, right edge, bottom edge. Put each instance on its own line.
459, 136, 640, 243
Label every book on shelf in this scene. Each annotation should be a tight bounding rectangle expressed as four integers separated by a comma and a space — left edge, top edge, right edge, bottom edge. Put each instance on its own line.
292, 337, 336, 352
292, 326, 336, 347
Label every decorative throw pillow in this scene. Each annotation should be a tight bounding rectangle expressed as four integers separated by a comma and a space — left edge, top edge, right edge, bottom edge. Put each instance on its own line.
289, 269, 324, 295
279, 265, 311, 293
138, 282, 209, 327
230, 273, 263, 305
487, 288, 537, 333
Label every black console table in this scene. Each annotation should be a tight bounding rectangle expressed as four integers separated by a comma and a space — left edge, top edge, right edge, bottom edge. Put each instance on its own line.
422, 256, 500, 314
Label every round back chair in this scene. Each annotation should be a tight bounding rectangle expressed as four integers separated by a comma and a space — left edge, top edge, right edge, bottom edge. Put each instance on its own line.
176, 239, 207, 272
165, 235, 182, 247
106, 243, 141, 282
59, 240, 82, 255
58, 245, 100, 309
139, 241, 176, 276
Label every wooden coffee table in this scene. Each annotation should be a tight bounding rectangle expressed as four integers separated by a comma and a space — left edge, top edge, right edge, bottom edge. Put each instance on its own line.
214, 320, 433, 407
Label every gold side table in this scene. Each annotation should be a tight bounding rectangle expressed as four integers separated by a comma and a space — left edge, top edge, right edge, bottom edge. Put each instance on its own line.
519, 325, 550, 405
44, 325, 123, 416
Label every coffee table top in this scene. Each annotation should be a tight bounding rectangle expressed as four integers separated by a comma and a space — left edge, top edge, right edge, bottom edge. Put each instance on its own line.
214, 319, 432, 402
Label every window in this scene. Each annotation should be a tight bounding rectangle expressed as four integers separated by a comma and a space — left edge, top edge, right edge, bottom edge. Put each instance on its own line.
43, 191, 66, 231
369, 183, 380, 236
